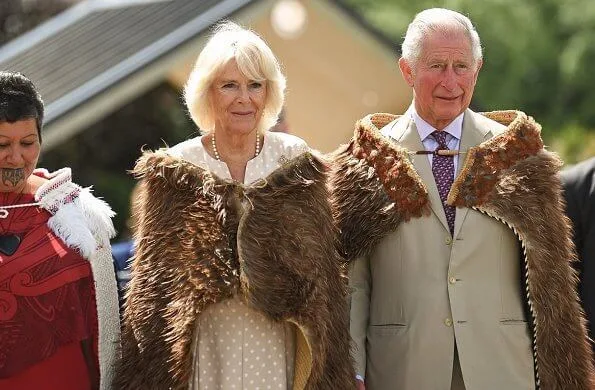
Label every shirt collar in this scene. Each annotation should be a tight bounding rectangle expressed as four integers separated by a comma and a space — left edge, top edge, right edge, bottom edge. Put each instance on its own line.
411, 106, 464, 142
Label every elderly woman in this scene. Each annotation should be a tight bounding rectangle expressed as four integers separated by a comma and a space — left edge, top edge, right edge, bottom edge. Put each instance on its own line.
0, 72, 119, 389
116, 22, 355, 389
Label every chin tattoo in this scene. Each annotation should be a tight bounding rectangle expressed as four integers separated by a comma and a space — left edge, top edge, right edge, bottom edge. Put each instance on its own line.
2, 168, 25, 187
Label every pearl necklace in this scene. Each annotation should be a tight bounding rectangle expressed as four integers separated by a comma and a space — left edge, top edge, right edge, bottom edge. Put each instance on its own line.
211, 132, 260, 161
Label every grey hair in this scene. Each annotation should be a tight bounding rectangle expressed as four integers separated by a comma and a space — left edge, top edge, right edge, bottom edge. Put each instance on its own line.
401, 8, 482, 66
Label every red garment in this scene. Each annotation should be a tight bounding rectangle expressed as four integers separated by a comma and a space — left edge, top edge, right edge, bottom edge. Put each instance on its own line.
0, 342, 92, 390
0, 192, 98, 389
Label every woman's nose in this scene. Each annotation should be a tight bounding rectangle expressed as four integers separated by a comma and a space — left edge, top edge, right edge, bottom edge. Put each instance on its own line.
236, 85, 250, 102
6, 147, 23, 165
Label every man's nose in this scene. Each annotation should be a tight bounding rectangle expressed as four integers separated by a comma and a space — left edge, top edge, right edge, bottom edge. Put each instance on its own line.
441, 67, 457, 91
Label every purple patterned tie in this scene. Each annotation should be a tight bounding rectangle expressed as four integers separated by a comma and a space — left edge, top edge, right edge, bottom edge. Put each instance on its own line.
431, 130, 455, 236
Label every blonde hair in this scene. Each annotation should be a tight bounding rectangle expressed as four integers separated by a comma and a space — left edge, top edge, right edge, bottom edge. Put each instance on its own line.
184, 21, 286, 133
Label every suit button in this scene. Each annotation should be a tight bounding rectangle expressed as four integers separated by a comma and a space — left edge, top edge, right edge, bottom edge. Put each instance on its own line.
448, 276, 457, 284
445, 237, 452, 245
444, 318, 453, 327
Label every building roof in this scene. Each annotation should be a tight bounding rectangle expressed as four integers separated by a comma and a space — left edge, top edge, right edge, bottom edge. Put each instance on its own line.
0, 0, 399, 150
0, 0, 255, 124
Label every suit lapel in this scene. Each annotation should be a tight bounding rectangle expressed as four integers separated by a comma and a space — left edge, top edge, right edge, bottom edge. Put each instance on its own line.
384, 113, 450, 233
452, 109, 492, 238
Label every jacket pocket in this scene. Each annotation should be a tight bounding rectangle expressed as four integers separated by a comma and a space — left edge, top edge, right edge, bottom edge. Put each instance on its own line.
369, 323, 407, 336
499, 319, 528, 325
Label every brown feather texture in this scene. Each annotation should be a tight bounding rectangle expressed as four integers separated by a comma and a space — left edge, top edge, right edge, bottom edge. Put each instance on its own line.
330, 110, 595, 389
329, 114, 430, 261
114, 150, 356, 389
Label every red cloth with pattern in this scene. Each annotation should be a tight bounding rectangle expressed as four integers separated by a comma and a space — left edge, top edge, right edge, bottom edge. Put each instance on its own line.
0, 191, 98, 389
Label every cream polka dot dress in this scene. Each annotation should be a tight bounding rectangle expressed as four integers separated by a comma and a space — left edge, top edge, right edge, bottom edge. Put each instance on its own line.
168, 131, 309, 390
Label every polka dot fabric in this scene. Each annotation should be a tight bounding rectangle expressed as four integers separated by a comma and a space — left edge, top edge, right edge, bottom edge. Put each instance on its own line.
431, 130, 456, 236
191, 298, 295, 389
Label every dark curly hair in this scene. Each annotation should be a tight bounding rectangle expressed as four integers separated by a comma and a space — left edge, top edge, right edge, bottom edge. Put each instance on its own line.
0, 71, 44, 142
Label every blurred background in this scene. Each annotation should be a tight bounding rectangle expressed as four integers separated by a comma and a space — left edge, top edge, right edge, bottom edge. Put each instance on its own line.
1, 0, 593, 238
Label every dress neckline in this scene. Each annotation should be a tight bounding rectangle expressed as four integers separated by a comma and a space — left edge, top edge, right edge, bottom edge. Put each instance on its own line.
200, 132, 268, 164
0, 191, 35, 206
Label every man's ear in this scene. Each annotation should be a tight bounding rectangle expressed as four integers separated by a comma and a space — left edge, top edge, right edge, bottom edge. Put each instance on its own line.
471, 58, 483, 87
399, 57, 414, 87
474, 58, 483, 77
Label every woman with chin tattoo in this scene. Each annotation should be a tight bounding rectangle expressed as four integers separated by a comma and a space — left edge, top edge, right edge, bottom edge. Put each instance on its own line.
0, 72, 119, 390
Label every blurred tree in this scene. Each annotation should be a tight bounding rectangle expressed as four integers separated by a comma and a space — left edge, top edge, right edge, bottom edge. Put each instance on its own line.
343, 0, 595, 160
0, 0, 78, 45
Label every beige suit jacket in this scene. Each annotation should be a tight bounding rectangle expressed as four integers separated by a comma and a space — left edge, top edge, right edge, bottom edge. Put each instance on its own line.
349, 109, 535, 390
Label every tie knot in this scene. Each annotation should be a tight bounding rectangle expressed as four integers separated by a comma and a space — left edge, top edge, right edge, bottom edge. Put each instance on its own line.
431, 131, 448, 149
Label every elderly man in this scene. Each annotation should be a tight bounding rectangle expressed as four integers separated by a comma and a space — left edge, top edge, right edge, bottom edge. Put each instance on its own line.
331, 8, 594, 390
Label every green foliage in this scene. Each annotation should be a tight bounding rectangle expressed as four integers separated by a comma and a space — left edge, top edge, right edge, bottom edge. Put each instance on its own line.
550, 124, 595, 165
343, 0, 595, 162
0, 0, 72, 45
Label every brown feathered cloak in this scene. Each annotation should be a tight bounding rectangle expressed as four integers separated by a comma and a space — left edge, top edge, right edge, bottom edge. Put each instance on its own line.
330, 111, 595, 389
115, 150, 355, 389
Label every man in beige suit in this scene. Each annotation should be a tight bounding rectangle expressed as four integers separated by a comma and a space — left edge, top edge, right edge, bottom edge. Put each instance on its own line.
330, 8, 594, 390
